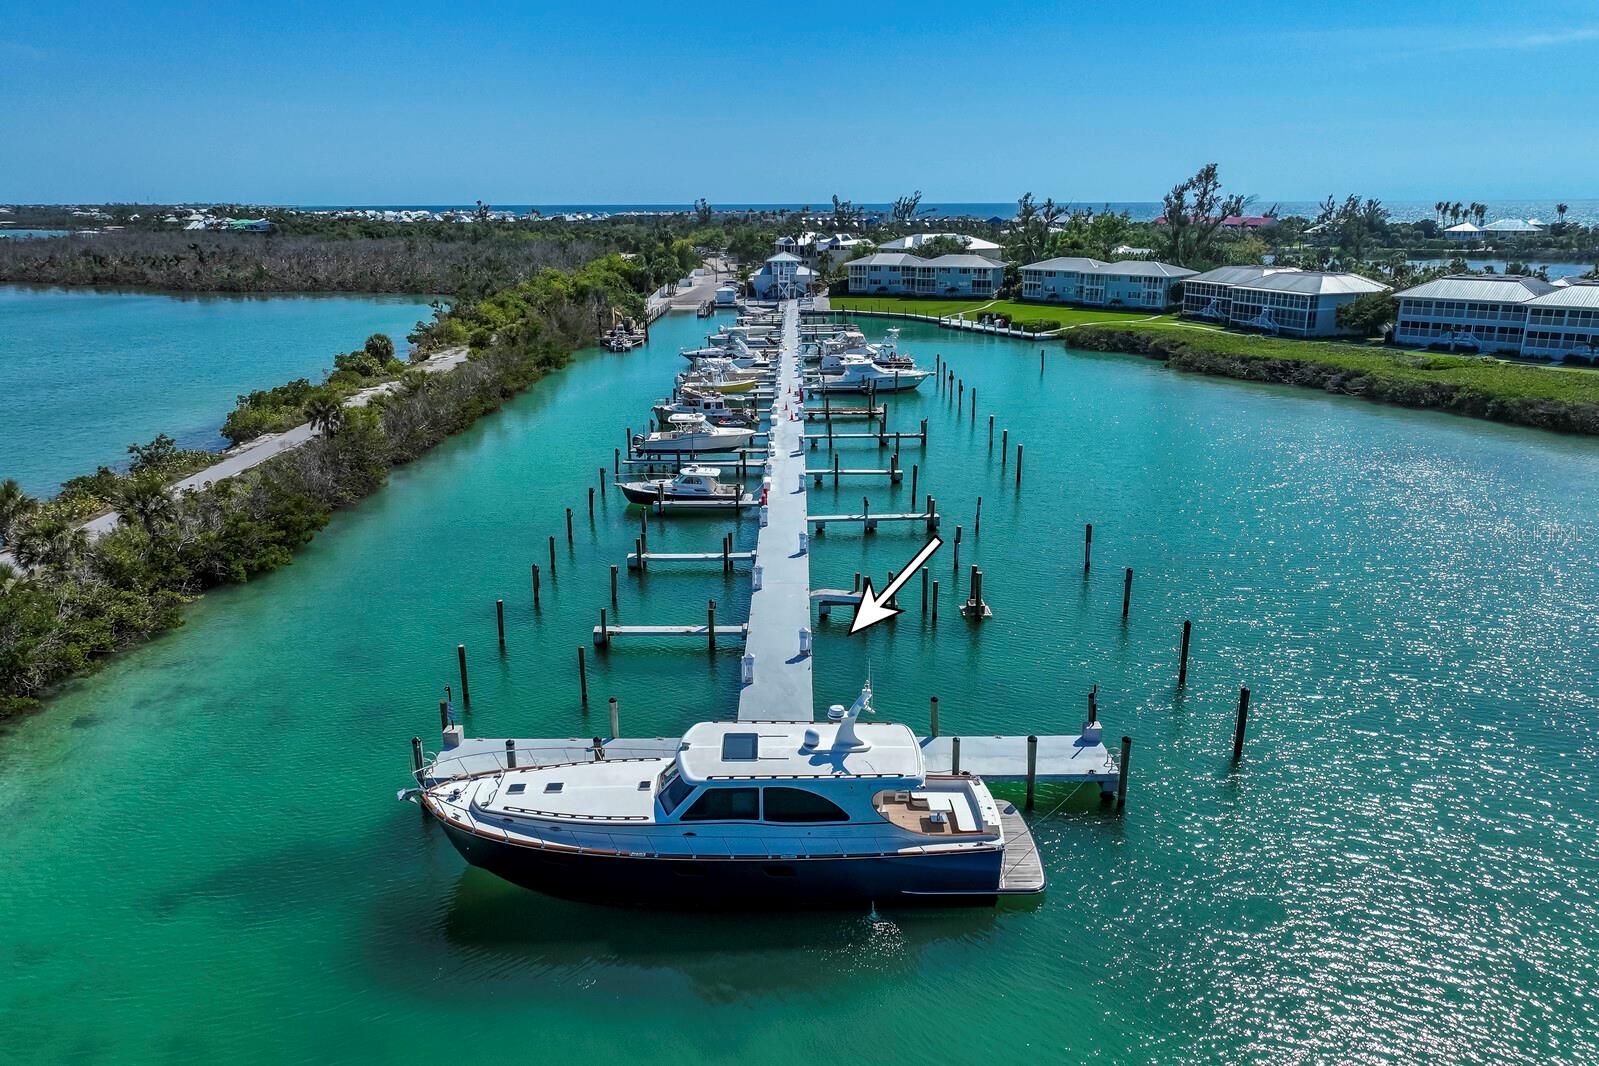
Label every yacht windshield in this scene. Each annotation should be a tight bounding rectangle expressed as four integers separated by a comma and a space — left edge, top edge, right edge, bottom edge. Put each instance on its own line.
658, 765, 694, 814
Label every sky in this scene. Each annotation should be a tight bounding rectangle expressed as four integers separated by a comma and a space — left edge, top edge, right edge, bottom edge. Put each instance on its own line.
2, 0, 1598, 206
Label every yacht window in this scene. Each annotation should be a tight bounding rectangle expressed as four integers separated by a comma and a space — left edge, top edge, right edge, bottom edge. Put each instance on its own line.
681, 786, 759, 821
659, 768, 695, 814
762, 787, 849, 823
721, 733, 759, 761
506, 783, 526, 795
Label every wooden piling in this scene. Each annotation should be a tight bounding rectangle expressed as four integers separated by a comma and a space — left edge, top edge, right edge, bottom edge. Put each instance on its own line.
1025, 735, 1038, 809
971, 387, 976, 421
921, 568, 929, 614
1083, 523, 1093, 572
456, 644, 470, 703
932, 580, 940, 623
599, 608, 608, 642
987, 414, 993, 445
548, 535, 557, 576
496, 599, 505, 649
1001, 429, 1008, 467
599, 466, 606, 496
951, 735, 962, 774
412, 736, 425, 782
1116, 736, 1131, 811
613, 446, 620, 475
721, 533, 731, 573
1178, 619, 1192, 686
975, 496, 982, 534
505, 738, 517, 769
930, 695, 940, 736
1232, 686, 1251, 761
1015, 443, 1023, 485
910, 463, 918, 503
438, 698, 450, 732
609, 696, 620, 739
577, 646, 588, 703
707, 600, 717, 653
531, 563, 541, 608
588, 486, 595, 518
952, 525, 961, 575
610, 564, 618, 604
1122, 567, 1133, 618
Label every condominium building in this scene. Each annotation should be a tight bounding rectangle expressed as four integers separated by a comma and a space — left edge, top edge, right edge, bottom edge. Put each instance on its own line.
1020, 257, 1195, 310
1392, 274, 1556, 353
846, 252, 1005, 297
1515, 281, 1599, 359
773, 232, 869, 270
1181, 266, 1389, 337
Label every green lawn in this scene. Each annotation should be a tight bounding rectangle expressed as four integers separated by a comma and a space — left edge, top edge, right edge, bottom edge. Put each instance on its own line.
831, 295, 1174, 329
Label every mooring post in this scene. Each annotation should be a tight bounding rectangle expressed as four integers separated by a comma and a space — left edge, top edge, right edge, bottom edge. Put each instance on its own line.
456, 643, 470, 703
599, 466, 606, 496
952, 525, 962, 576
588, 486, 595, 518
1122, 568, 1134, 619
1015, 443, 1023, 485
930, 695, 940, 736
920, 417, 927, 445
505, 738, 517, 769
1178, 619, 1192, 686
1084, 523, 1093, 572
1088, 686, 1099, 724
548, 535, 557, 576
599, 607, 608, 643
707, 600, 717, 653
577, 646, 588, 703
988, 413, 994, 446
565, 507, 574, 544
1001, 429, 1008, 467
932, 580, 940, 623
1025, 735, 1038, 809
721, 534, 730, 574
921, 567, 929, 614
833, 451, 840, 487
1232, 686, 1251, 761
1040, 348, 1045, 371
496, 599, 506, 649
610, 564, 619, 604
438, 698, 450, 732
910, 463, 918, 503
531, 563, 541, 609
613, 447, 620, 475
609, 696, 620, 740
411, 736, 425, 784
1116, 736, 1131, 811
971, 387, 977, 421
951, 735, 962, 774
975, 496, 982, 534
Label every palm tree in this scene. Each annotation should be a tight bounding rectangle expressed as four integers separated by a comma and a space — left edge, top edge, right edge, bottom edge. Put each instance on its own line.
10, 515, 87, 571
0, 478, 38, 547
1557, 203, 1569, 231
115, 472, 175, 535
306, 396, 345, 438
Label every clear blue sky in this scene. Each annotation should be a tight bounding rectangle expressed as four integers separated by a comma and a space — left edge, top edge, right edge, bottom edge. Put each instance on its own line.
3, 0, 1597, 206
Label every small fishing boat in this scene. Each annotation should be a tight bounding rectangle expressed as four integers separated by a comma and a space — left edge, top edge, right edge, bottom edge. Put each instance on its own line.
418, 681, 1043, 908
601, 324, 646, 352
616, 465, 755, 507
633, 414, 755, 454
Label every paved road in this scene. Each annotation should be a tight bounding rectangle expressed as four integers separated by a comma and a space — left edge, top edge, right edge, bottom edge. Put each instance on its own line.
2, 347, 468, 566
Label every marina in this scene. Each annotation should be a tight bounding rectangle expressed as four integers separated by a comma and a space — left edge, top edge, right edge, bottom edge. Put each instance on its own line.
7, 305, 1599, 1061
408, 302, 1120, 906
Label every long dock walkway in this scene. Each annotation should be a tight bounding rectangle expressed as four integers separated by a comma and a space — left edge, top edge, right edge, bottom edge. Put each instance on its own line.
737, 301, 814, 722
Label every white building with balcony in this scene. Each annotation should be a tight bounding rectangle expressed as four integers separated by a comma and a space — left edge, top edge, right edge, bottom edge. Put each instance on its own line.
1021, 257, 1195, 310
876, 232, 1004, 257
1518, 281, 1599, 360
750, 252, 815, 299
1392, 274, 1556, 353
1180, 266, 1388, 337
847, 253, 1004, 297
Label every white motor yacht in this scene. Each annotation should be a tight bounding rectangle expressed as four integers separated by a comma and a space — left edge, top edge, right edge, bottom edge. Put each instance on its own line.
616, 465, 755, 507
633, 414, 756, 454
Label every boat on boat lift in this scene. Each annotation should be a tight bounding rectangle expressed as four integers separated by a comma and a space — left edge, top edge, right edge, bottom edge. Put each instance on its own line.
615, 465, 756, 507
810, 353, 933, 393
633, 413, 756, 454
417, 680, 1044, 908
654, 390, 757, 429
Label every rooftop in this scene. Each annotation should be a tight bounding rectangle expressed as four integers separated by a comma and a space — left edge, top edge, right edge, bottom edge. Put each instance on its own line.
877, 233, 1003, 253
1235, 271, 1389, 296
1395, 274, 1558, 302
1527, 281, 1599, 310
1184, 265, 1295, 286
678, 720, 924, 783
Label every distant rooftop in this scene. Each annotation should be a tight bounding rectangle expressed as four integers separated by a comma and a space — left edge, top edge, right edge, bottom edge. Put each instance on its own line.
1395, 273, 1557, 302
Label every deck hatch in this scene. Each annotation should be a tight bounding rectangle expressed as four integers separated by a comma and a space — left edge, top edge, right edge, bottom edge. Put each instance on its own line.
506, 783, 526, 794
544, 782, 564, 793
721, 733, 759, 761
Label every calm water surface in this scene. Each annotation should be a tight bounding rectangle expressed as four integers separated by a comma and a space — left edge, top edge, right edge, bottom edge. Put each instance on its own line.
2, 311, 1598, 1063
0, 286, 436, 495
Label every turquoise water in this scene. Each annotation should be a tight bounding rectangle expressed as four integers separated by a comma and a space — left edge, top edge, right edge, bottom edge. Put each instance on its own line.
3, 310, 1599, 1063
0, 286, 437, 495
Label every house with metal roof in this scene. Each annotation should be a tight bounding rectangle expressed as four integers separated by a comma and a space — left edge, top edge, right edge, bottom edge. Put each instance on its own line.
750, 252, 815, 299
1179, 266, 1387, 336
1392, 274, 1556, 353
846, 252, 1004, 297
1444, 222, 1482, 241
773, 232, 870, 270
1481, 218, 1542, 237
1521, 281, 1599, 360
876, 232, 1004, 257
1020, 257, 1196, 310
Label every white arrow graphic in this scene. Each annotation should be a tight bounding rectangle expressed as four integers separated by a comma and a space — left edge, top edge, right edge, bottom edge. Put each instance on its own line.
850, 536, 944, 634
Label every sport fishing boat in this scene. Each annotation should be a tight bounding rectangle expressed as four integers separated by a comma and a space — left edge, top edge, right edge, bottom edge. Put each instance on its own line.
616, 465, 755, 508
653, 391, 756, 429
633, 413, 756, 455
810, 354, 932, 393
417, 681, 1043, 908
677, 362, 764, 395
